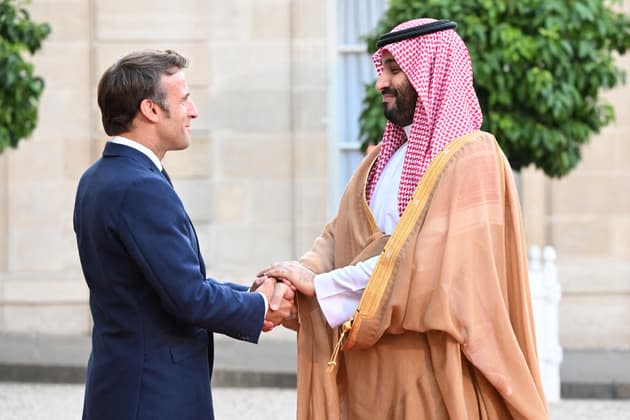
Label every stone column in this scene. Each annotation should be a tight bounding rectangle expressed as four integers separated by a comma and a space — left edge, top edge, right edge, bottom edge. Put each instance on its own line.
206, 0, 295, 279
0, 153, 7, 330
520, 166, 550, 248
290, 0, 330, 256
0, 153, 7, 273
0, 0, 93, 335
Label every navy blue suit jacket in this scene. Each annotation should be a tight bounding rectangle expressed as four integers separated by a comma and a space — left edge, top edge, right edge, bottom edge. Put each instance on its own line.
73, 142, 265, 420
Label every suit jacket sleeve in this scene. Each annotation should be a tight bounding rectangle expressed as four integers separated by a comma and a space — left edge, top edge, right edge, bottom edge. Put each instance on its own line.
118, 177, 265, 343
223, 282, 250, 292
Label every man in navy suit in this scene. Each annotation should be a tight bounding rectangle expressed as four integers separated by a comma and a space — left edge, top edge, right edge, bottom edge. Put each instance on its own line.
73, 49, 292, 420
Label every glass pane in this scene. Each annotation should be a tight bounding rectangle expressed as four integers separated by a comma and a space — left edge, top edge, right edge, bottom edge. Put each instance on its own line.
346, 54, 360, 143
333, 0, 387, 207
338, 150, 365, 192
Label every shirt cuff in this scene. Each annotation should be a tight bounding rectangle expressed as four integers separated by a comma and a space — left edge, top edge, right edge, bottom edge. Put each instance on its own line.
254, 290, 268, 318
315, 273, 360, 328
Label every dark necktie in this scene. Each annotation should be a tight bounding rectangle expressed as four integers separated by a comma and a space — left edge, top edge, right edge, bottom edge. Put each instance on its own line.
161, 166, 204, 273
161, 167, 173, 186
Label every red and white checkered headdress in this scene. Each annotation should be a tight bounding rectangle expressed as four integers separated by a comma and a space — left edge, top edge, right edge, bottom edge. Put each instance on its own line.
366, 18, 483, 215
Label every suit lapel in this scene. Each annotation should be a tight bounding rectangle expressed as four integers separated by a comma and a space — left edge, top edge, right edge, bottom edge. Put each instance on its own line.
103, 141, 207, 277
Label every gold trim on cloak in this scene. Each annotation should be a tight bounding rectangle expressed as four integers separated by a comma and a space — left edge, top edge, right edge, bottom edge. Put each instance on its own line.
327, 131, 481, 366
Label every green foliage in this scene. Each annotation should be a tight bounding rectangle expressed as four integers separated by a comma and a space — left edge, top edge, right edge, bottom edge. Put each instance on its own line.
359, 0, 630, 177
0, 0, 51, 153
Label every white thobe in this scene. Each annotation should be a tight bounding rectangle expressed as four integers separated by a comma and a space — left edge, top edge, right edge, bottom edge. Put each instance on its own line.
314, 131, 410, 327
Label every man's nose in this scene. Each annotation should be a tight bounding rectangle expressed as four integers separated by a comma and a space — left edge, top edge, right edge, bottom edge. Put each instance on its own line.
189, 101, 199, 119
375, 74, 391, 92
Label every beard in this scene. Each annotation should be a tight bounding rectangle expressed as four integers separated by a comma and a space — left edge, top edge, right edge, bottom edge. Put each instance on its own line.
381, 82, 417, 127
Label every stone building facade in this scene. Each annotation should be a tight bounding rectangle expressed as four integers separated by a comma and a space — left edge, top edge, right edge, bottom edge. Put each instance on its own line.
0, 0, 627, 351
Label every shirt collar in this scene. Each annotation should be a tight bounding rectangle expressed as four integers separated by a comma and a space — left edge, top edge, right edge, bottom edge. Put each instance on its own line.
110, 136, 163, 171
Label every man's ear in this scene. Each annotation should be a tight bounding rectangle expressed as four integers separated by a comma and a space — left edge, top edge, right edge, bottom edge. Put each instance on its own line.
139, 98, 160, 123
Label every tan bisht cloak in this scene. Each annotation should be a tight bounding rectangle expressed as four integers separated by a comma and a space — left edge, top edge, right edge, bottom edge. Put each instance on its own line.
296, 131, 548, 419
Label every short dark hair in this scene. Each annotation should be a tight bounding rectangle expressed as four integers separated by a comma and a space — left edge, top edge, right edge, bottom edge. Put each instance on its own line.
97, 49, 188, 136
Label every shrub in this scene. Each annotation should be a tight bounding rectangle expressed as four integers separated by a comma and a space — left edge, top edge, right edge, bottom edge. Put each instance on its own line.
0, 0, 51, 153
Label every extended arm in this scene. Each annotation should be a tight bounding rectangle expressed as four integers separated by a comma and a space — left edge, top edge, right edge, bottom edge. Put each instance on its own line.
260, 255, 378, 328
119, 178, 266, 342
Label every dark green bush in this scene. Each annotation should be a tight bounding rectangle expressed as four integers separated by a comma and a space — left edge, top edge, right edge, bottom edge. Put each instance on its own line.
359, 0, 630, 177
0, 0, 51, 153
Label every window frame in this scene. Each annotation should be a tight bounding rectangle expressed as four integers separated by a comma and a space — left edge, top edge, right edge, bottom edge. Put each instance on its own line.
326, 0, 387, 217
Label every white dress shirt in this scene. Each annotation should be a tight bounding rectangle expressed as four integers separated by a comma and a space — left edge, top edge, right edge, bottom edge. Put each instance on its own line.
110, 136, 163, 171
314, 128, 410, 328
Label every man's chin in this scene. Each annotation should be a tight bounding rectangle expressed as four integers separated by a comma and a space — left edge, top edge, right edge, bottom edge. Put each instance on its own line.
173, 138, 191, 151
383, 104, 397, 117
383, 109, 398, 123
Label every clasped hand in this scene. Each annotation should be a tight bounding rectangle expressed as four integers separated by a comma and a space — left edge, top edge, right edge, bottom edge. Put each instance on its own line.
252, 261, 316, 332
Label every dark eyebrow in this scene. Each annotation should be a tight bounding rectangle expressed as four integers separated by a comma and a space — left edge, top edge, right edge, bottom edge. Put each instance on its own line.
383, 58, 398, 66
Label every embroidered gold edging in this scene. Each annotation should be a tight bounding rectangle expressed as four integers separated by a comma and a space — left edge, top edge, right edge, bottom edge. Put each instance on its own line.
357, 131, 481, 317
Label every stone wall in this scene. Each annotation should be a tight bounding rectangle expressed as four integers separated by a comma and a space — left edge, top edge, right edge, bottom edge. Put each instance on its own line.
0, 0, 92, 334
0, 0, 628, 350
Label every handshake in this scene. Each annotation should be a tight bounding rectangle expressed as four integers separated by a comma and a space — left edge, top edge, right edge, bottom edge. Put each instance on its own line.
251, 261, 317, 332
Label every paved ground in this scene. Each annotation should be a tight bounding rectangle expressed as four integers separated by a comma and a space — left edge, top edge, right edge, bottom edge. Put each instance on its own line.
0, 382, 629, 420
0, 332, 629, 419
1, 332, 629, 399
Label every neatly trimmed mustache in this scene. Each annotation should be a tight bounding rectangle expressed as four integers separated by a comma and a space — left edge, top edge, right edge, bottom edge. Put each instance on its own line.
381, 87, 397, 96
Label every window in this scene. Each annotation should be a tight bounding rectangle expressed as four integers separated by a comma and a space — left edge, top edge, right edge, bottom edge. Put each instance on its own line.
328, 0, 386, 215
